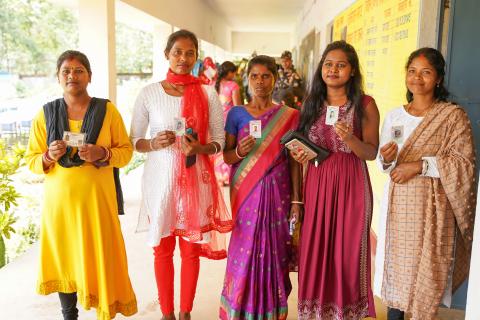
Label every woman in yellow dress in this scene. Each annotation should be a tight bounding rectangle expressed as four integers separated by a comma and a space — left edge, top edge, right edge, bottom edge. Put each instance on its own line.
25, 50, 137, 320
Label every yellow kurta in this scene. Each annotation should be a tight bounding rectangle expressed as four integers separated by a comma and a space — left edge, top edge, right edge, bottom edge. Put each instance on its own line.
25, 101, 137, 319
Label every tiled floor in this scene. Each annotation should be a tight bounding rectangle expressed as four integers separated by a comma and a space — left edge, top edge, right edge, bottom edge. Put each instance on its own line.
0, 168, 465, 319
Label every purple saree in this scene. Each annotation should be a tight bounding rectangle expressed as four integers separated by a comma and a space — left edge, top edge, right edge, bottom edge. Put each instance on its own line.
219, 105, 299, 320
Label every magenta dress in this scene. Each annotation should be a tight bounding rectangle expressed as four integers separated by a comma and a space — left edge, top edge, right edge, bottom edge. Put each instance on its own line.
298, 96, 376, 320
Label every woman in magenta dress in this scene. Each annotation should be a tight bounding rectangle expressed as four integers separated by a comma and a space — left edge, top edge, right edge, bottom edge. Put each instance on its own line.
292, 41, 380, 319
214, 61, 242, 185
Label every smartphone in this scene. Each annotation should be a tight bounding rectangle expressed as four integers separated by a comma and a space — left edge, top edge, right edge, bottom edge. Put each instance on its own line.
185, 127, 197, 168
185, 127, 198, 140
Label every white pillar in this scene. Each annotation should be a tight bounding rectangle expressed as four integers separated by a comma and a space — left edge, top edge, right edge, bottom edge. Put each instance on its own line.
78, 0, 116, 104
466, 189, 480, 319
152, 23, 174, 82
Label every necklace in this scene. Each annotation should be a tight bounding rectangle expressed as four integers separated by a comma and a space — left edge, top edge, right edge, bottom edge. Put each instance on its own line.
168, 82, 184, 94
406, 101, 435, 117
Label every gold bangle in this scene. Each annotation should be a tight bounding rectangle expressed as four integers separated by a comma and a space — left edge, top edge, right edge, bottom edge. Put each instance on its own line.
43, 150, 57, 163
99, 147, 111, 162
211, 142, 219, 154
149, 138, 156, 151
235, 146, 246, 159
291, 200, 304, 205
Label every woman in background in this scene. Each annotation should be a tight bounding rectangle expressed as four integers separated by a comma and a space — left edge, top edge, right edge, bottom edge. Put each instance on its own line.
214, 61, 242, 185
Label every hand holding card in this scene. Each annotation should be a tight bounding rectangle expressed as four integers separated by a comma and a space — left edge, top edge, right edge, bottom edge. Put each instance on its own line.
285, 139, 318, 161
379, 141, 398, 164
280, 130, 330, 167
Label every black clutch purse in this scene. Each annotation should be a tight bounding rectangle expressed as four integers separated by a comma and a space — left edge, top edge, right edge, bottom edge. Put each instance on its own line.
280, 130, 330, 166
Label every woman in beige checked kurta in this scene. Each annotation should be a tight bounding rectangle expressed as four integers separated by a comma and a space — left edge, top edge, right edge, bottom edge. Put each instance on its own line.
377, 48, 476, 320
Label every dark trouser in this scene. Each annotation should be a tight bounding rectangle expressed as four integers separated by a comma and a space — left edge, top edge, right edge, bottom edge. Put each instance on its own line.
387, 307, 405, 320
58, 292, 78, 320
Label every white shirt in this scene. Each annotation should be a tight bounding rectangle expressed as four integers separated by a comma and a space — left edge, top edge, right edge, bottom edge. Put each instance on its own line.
376, 106, 439, 177
130, 83, 225, 247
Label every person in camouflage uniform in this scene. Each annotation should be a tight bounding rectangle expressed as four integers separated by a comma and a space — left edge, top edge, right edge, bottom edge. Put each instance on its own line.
274, 50, 304, 107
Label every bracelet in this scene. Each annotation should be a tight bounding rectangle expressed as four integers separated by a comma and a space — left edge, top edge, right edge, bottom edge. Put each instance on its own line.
99, 147, 111, 162
211, 142, 219, 154
291, 200, 304, 205
149, 138, 157, 151
235, 145, 246, 159
383, 159, 394, 166
43, 151, 55, 163
380, 154, 394, 165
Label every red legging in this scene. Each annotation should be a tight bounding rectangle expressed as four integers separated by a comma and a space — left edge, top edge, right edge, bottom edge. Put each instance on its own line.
153, 236, 201, 314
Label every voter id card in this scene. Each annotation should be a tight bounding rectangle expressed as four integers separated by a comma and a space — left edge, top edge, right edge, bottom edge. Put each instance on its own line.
391, 125, 404, 144
325, 106, 339, 125
174, 117, 186, 136
63, 131, 85, 147
249, 120, 262, 138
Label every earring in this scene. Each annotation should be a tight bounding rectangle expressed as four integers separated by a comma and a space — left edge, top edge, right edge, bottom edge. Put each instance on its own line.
436, 83, 440, 87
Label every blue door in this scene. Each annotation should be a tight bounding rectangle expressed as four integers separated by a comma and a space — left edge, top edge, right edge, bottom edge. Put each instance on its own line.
443, 0, 480, 310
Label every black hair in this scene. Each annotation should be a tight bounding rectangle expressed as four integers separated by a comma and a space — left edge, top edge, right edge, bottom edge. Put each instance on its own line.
298, 40, 364, 135
247, 55, 278, 80
56, 50, 92, 76
164, 29, 199, 58
281, 50, 292, 60
215, 61, 237, 93
405, 47, 449, 102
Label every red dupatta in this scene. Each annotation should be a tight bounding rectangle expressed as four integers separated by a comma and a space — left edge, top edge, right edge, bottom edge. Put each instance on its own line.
166, 69, 232, 259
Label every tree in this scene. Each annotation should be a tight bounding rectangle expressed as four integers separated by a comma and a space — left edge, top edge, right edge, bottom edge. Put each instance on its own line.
116, 22, 153, 74
0, 141, 24, 268
0, 0, 78, 76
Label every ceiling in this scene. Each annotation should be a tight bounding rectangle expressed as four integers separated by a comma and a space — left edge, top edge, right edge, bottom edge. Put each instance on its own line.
49, 0, 307, 34
204, 0, 307, 32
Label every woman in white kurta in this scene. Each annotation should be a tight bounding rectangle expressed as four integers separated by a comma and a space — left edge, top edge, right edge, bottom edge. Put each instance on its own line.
374, 106, 442, 293
131, 72, 226, 246
130, 29, 232, 320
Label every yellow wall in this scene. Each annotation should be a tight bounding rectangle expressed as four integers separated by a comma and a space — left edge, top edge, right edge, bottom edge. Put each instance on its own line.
332, 0, 421, 226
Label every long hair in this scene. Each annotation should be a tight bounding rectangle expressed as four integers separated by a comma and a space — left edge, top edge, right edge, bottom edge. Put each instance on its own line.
405, 47, 449, 102
215, 61, 237, 93
298, 41, 364, 135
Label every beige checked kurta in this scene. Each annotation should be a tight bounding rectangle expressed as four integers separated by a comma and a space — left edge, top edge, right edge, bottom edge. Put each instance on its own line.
381, 102, 476, 319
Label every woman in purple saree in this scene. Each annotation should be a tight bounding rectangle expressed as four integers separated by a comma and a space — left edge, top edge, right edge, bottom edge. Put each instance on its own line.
219, 55, 302, 320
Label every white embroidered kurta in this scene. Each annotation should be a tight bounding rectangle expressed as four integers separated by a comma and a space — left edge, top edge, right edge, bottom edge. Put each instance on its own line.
374, 106, 452, 306
130, 83, 225, 247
